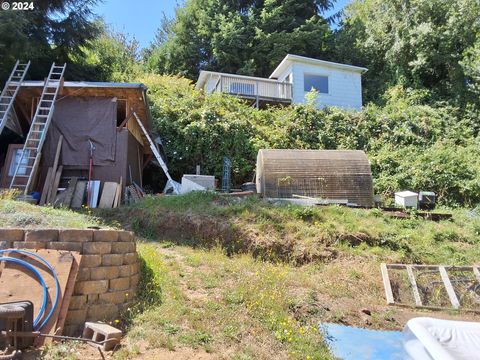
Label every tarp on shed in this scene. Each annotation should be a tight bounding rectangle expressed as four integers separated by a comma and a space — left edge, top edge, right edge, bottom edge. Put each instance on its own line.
43, 97, 117, 166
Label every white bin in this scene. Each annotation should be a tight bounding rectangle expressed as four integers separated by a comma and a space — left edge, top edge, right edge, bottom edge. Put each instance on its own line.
395, 191, 418, 208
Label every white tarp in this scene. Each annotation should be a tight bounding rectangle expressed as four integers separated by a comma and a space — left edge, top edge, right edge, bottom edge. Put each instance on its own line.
403, 317, 480, 360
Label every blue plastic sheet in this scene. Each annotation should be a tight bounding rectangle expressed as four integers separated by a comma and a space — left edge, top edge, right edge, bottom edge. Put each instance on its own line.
320, 323, 405, 360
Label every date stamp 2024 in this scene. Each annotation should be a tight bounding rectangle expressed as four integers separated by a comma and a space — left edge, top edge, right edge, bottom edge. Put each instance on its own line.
1, 2, 35, 11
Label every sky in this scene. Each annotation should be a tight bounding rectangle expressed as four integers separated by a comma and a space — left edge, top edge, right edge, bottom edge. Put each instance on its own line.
93, 0, 351, 49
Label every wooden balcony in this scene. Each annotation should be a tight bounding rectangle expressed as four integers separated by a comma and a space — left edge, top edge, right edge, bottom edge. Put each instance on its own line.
208, 73, 292, 106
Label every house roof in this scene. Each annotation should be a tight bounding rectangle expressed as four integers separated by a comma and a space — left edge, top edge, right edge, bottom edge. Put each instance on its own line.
269, 54, 368, 79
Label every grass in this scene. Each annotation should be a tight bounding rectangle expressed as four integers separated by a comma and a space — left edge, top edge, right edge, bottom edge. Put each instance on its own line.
0, 199, 107, 229
104, 192, 480, 265
115, 243, 333, 360
3, 191, 480, 358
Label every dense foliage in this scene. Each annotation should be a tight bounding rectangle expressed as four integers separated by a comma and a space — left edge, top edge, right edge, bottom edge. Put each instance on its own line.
145, 0, 336, 79
141, 75, 480, 206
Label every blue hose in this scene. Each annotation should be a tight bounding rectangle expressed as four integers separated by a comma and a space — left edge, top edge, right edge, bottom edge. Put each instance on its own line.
0, 249, 60, 330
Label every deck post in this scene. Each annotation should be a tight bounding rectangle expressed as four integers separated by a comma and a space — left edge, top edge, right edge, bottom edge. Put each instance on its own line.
255, 80, 259, 108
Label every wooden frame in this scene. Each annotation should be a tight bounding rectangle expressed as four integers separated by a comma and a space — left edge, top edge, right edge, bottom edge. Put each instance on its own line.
381, 263, 480, 312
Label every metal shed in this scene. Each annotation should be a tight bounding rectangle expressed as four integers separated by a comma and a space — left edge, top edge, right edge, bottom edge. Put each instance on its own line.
256, 149, 374, 207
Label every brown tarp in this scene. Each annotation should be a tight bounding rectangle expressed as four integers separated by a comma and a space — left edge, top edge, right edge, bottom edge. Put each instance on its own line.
43, 97, 117, 166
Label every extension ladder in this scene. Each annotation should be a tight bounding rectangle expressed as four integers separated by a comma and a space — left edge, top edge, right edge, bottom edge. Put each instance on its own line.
132, 111, 180, 194
0, 60, 31, 136
10, 62, 66, 194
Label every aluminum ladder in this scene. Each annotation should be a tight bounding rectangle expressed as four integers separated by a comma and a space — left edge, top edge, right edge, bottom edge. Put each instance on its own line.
10, 62, 66, 194
0, 60, 31, 136
132, 111, 180, 194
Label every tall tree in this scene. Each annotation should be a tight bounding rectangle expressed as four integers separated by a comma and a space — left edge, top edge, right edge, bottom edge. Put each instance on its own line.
0, 0, 100, 82
146, 0, 336, 79
336, 0, 480, 106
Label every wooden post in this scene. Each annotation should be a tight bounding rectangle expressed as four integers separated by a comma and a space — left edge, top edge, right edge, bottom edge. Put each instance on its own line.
439, 266, 460, 309
380, 263, 394, 304
196, 165, 201, 175
406, 265, 422, 306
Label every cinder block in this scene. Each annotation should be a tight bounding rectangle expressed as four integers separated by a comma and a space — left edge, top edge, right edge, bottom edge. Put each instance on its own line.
87, 294, 100, 303
130, 262, 140, 275
74, 280, 109, 295
25, 229, 58, 242
99, 290, 131, 304
69, 295, 87, 310
0, 228, 24, 242
47, 242, 83, 252
111, 242, 136, 254
90, 266, 120, 280
59, 229, 93, 243
86, 304, 118, 322
76, 268, 90, 281
81, 255, 102, 268
65, 309, 86, 325
123, 253, 137, 265
117, 231, 134, 242
14, 241, 46, 250
0, 241, 12, 249
83, 322, 122, 351
102, 254, 123, 266
109, 277, 130, 291
93, 230, 118, 242
83, 242, 111, 255
130, 274, 140, 288
118, 265, 132, 277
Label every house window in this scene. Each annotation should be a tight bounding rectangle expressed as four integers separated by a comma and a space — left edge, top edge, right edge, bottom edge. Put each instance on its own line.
304, 74, 328, 93
8, 149, 30, 176
230, 82, 255, 95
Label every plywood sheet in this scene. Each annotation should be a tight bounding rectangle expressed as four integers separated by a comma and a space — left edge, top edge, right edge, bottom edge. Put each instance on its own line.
98, 181, 118, 208
0, 250, 81, 343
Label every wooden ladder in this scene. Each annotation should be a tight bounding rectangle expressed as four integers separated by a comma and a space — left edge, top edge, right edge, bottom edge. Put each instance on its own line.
0, 60, 31, 136
9, 62, 66, 194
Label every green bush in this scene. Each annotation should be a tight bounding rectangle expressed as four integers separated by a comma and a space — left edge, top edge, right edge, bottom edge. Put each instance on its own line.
140, 75, 480, 206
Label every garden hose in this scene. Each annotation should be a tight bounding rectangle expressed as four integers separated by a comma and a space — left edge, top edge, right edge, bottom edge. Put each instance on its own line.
0, 249, 60, 331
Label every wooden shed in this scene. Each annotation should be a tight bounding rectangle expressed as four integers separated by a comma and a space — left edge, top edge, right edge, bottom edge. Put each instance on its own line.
0, 81, 153, 196
256, 149, 374, 207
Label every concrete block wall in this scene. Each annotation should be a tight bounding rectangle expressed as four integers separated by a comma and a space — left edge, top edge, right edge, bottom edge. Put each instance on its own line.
0, 228, 140, 336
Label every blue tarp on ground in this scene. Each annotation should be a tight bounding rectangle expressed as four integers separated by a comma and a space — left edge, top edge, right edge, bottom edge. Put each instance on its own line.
320, 323, 405, 360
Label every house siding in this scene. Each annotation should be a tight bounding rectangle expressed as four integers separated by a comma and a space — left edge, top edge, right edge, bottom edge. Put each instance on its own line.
291, 63, 363, 110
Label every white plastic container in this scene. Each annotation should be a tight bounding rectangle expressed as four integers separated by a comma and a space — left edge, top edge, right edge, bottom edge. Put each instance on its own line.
395, 190, 418, 208
403, 317, 480, 360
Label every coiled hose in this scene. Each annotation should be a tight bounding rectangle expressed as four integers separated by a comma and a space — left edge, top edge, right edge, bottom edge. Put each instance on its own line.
0, 249, 60, 331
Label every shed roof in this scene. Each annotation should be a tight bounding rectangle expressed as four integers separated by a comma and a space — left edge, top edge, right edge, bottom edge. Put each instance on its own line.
269, 54, 368, 79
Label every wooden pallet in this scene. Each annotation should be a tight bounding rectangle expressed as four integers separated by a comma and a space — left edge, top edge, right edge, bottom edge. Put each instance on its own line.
381, 263, 480, 312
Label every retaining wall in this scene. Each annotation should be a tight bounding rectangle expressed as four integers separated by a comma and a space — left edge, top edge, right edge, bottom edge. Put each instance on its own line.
0, 228, 139, 336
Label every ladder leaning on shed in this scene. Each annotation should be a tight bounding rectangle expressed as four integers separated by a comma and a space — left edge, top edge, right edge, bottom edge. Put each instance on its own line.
9, 62, 66, 194
132, 111, 180, 194
0, 60, 31, 136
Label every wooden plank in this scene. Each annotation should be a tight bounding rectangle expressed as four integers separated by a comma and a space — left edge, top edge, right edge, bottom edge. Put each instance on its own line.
39, 167, 53, 205
47, 165, 63, 205
46, 136, 63, 203
98, 182, 118, 208
439, 266, 460, 309
54, 252, 81, 338
406, 265, 422, 306
60, 177, 78, 208
70, 180, 86, 208
113, 176, 123, 208
380, 263, 395, 304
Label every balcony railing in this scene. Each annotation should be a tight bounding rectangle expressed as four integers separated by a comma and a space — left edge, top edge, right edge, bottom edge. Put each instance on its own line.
212, 74, 292, 102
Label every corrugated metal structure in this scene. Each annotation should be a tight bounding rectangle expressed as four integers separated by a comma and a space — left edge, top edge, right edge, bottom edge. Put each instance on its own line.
256, 149, 374, 207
